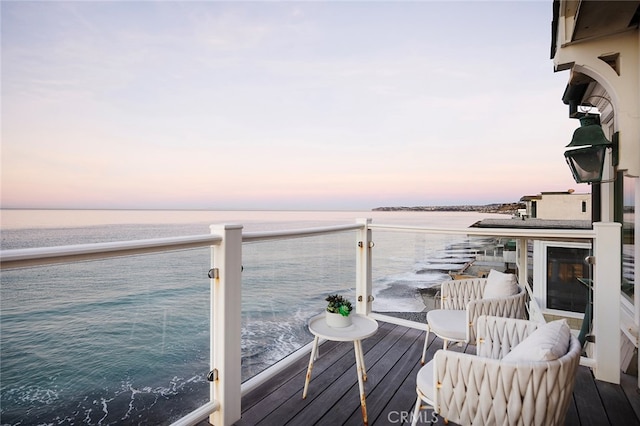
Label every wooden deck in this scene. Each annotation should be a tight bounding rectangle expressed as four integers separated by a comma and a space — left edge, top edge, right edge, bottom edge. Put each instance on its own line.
227, 320, 640, 425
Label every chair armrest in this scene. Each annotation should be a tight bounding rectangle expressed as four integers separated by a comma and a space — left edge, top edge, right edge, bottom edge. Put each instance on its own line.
441, 278, 486, 310
433, 339, 581, 426
475, 315, 539, 359
433, 349, 507, 424
465, 287, 528, 344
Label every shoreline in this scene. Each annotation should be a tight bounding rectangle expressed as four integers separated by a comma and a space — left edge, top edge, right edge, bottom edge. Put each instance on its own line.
377, 252, 509, 323
372, 202, 524, 215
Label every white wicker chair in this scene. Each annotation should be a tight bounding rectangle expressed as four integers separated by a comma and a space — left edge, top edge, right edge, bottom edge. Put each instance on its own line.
421, 276, 527, 363
412, 315, 582, 426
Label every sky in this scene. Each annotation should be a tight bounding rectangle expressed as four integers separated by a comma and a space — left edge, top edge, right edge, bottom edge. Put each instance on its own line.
1, 0, 588, 211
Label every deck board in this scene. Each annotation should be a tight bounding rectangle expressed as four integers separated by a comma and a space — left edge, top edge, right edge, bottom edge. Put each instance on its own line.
595, 378, 639, 425
621, 372, 640, 419
225, 321, 640, 426
287, 322, 404, 425
572, 363, 609, 426
239, 339, 342, 415
341, 327, 423, 425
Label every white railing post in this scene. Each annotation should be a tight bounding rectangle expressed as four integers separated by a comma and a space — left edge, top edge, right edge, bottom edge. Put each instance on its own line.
516, 237, 528, 287
593, 222, 622, 384
356, 218, 373, 315
209, 224, 243, 425
518, 237, 544, 323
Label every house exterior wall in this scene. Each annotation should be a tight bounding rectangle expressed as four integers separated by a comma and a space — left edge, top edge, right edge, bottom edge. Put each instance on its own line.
551, 0, 639, 384
531, 193, 591, 220
553, 30, 639, 177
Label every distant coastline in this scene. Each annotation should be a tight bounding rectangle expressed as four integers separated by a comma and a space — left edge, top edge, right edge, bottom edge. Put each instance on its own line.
372, 202, 525, 215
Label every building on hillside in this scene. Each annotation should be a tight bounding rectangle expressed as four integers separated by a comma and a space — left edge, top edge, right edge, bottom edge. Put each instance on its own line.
520, 190, 591, 220
551, 0, 639, 385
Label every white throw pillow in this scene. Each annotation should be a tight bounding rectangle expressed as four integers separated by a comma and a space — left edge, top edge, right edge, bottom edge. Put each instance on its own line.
502, 319, 571, 362
482, 269, 518, 299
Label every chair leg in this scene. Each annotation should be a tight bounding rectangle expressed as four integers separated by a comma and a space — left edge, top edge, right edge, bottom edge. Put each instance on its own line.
443, 339, 448, 350
421, 326, 430, 365
411, 393, 422, 426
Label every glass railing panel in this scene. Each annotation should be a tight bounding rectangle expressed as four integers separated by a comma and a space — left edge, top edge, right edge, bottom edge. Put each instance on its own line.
0, 248, 210, 425
240, 231, 356, 381
371, 230, 500, 318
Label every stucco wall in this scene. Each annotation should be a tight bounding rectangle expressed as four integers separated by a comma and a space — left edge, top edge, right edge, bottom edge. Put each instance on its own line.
532, 193, 591, 220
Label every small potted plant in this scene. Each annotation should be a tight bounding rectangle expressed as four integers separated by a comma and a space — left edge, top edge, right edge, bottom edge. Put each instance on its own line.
325, 294, 353, 328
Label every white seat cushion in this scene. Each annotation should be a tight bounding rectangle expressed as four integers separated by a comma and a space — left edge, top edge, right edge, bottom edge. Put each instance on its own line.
483, 269, 518, 299
427, 309, 467, 341
416, 360, 435, 403
502, 319, 571, 362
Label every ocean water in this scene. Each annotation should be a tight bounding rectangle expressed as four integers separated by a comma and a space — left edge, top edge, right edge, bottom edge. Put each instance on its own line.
0, 210, 504, 425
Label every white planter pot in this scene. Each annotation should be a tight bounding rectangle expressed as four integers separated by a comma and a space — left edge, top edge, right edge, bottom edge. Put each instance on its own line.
326, 311, 352, 328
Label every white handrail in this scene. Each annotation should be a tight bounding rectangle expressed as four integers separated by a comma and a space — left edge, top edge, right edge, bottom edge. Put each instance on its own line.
242, 223, 363, 242
1, 223, 595, 270
170, 401, 220, 426
369, 224, 595, 240
0, 234, 224, 269
0, 224, 364, 270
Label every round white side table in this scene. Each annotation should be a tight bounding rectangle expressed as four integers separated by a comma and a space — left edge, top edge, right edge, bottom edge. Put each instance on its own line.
302, 312, 378, 425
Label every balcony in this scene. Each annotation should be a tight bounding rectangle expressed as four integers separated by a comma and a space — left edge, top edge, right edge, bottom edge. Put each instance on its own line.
232, 321, 640, 425
0, 218, 635, 425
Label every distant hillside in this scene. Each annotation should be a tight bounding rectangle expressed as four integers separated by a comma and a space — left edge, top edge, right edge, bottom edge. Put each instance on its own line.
372, 203, 525, 215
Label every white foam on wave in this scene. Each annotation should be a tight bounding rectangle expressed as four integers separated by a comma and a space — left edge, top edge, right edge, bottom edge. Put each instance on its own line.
3, 383, 60, 405
241, 308, 314, 379
373, 292, 426, 312
376, 271, 447, 289
112, 374, 206, 423
97, 396, 112, 425
416, 263, 468, 271
372, 271, 448, 312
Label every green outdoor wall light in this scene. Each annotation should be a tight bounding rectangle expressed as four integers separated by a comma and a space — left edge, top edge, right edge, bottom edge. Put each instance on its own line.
564, 113, 617, 184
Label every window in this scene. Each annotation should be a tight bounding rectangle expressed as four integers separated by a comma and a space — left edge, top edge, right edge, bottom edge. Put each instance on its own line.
546, 246, 590, 312
582, 201, 587, 213
533, 241, 592, 315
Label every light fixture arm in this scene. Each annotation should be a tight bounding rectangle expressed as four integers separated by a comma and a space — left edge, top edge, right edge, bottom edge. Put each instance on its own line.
578, 95, 614, 115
